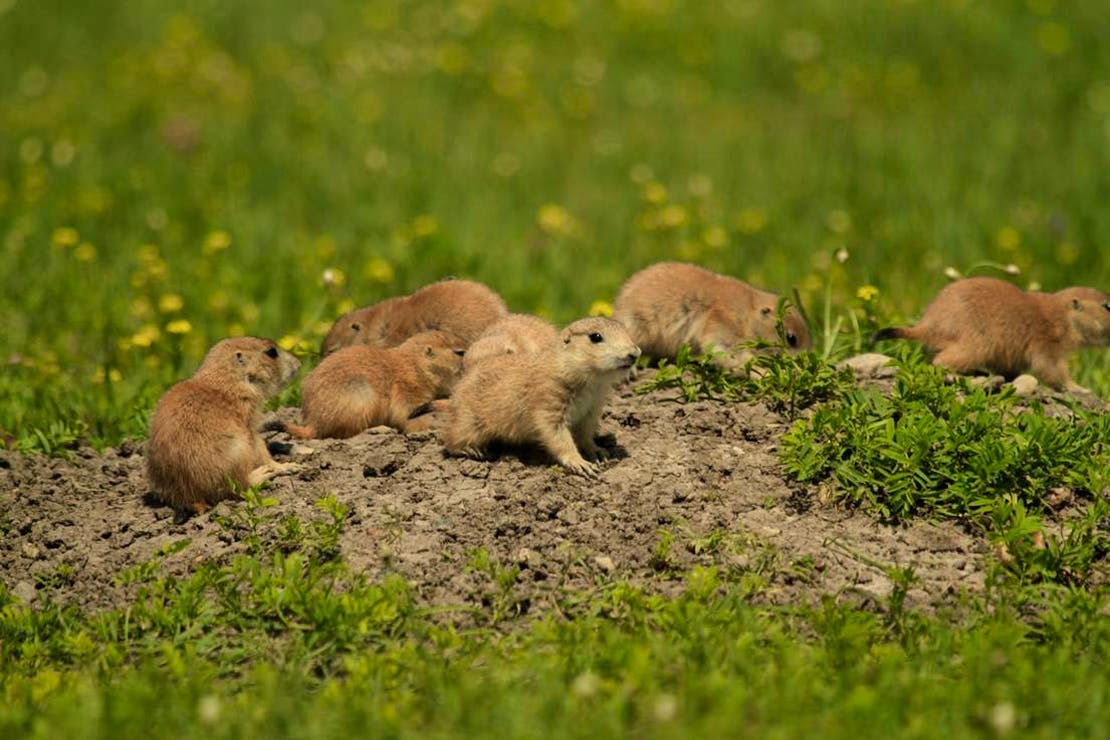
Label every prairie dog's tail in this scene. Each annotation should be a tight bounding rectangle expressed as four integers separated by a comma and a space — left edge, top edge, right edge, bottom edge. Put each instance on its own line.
408, 399, 450, 420
872, 327, 912, 344
261, 419, 316, 439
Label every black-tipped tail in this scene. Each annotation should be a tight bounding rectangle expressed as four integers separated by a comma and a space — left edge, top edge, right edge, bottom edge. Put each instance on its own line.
871, 327, 906, 344
261, 419, 288, 434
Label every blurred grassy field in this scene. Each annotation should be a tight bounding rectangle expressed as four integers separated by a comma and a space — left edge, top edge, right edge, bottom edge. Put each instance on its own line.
3, 0, 1110, 445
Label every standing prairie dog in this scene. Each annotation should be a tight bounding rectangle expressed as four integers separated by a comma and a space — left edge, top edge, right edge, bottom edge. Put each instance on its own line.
463, 313, 560, 369
439, 317, 641, 478
284, 330, 465, 438
146, 337, 302, 515
613, 262, 810, 368
875, 277, 1110, 392
322, 278, 508, 356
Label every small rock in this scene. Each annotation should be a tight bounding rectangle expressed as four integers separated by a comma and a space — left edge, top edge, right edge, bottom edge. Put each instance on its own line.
838, 353, 896, 379
1011, 374, 1038, 397
967, 375, 1005, 391
21, 543, 39, 559
12, 581, 37, 605
515, 548, 542, 569
593, 555, 615, 572
556, 508, 581, 525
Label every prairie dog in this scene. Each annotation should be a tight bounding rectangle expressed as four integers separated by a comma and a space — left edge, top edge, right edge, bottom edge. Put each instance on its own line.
463, 313, 560, 369
439, 317, 641, 477
146, 337, 301, 515
322, 279, 508, 355
875, 277, 1110, 391
285, 330, 465, 438
613, 262, 810, 367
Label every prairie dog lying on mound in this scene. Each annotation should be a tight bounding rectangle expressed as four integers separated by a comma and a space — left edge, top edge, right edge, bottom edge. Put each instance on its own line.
146, 337, 301, 515
463, 313, 560, 369
613, 261, 810, 368
322, 279, 508, 355
284, 330, 465, 438
875, 277, 1110, 392
439, 317, 641, 478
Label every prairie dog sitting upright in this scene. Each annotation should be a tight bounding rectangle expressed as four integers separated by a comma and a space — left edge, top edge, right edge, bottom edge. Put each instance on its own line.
322, 278, 508, 355
146, 337, 302, 515
613, 262, 810, 368
875, 277, 1110, 392
439, 317, 641, 478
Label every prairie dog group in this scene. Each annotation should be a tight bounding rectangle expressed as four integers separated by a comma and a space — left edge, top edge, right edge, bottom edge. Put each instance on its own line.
614, 262, 810, 368
146, 337, 301, 514
285, 330, 465, 438
440, 317, 641, 477
322, 279, 507, 356
876, 277, 1110, 391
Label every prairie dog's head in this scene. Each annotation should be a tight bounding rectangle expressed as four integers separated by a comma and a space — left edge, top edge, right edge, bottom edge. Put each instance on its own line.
401, 330, 467, 391
197, 337, 301, 398
321, 299, 402, 356
1058, 287, 1110, 347
754, 301, 811, 351
560, 317, 641, 373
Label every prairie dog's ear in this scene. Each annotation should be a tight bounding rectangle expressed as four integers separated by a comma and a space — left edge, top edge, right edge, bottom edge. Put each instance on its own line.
761, 306, 773, 316
453, 349, 466, 357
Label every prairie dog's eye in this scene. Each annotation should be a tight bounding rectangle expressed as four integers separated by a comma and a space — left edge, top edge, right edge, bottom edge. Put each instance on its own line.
786, 332, 798, 348
350, 322, 362, 332
1103, 302, 1110, 312
588, 332, 604, 344
264, 346, 279, 359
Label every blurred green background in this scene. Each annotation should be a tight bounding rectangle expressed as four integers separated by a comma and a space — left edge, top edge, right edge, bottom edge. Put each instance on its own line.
3, 0, 1109, 446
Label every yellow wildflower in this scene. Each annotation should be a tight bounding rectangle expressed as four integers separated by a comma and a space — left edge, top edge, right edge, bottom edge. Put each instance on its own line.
657, 205, 688, 229
537, 204, 576, 236
278, 334, 299, 351
202, 230, 232, 256
856, 285, 879, 302
74, 242, 97, 262
336, 298, 356, 314
643, 181, 667, 204
588, 300, 613, 317
735, 207, 768, 234
321, 268, 346, 288
158, 293, 184, 313
364, 257, 394, 284
52, 227, 79, 249
166, 319, 192, 335
702, 226, 728, 249
411, 214, 439, 238
131, 324, 162, 347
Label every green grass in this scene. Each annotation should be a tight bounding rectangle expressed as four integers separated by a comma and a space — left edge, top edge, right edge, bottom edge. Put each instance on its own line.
5, 0, 1110, 735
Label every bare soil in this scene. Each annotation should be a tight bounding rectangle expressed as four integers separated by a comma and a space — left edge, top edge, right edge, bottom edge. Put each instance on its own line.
0, 379, 994, 620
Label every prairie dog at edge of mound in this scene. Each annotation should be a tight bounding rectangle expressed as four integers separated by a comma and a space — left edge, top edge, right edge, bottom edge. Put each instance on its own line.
612, 261, 811, 368
145, 337, 302, 515
439, 317, 641, 478
463, 313, 560, 369
874, 277, 1110, 392
283, 330, 466, 439
321, 278, 508, 356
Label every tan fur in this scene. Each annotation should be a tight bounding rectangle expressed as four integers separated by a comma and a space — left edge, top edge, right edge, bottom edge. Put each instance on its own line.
612, 262, 810, 368
439, 317, 641, 478
289, 330, 465, 438
322, 279, 508, 355
463, 313, 560, 369
879, 277, 1110, 391
146, 337, 301, 515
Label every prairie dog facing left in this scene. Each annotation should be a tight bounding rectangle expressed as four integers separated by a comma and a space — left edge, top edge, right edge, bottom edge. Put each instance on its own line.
321, 278, 508, 356
284, 330, 465, 438
613, 261, 810, 368
146, 337, 302, 515
875, 277, 1110, 392
439, 317, 641, 478
463, 313, 560, 369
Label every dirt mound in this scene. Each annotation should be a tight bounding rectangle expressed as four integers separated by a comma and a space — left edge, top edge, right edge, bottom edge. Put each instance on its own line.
0, 383, 987, 619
